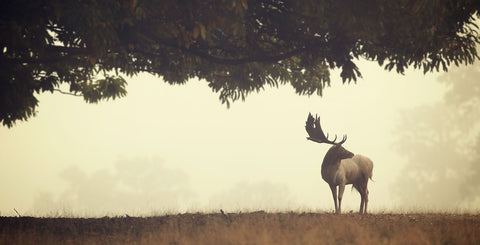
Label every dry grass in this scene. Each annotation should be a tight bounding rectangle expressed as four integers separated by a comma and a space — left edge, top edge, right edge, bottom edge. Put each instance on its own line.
1, 212, 479, 245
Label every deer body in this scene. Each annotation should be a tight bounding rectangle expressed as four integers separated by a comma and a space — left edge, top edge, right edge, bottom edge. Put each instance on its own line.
321, 145, 373, 214
305, 113, 373, 214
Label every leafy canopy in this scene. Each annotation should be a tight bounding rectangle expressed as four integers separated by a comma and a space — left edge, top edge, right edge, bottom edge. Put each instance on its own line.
1, 0, 480, 127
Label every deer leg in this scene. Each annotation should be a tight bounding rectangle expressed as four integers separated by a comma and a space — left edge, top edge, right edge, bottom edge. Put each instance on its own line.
359, 192, 365, 214
338, 184, 345, 214
353, 183, 365, 214
329, 184, 338, 213
364, 188, 369, 214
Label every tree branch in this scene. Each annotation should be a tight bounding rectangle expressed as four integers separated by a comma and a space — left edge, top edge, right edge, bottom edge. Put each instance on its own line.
186, 46, 307, 65
145, 37, 308, 65
53, 89, 82, 97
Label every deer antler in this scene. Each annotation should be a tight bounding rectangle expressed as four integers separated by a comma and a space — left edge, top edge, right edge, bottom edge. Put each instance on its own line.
305, 113, 347, 145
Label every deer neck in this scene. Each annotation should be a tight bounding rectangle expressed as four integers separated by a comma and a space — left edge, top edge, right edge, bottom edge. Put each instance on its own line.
322, 146, 349, 165
321, 145, 353, 178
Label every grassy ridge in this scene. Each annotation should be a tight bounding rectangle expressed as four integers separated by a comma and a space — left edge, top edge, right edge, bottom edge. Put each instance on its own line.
1, 212, 479, 245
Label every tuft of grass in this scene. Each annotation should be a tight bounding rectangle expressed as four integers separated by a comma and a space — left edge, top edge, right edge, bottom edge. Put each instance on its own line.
1, 212, 479, 245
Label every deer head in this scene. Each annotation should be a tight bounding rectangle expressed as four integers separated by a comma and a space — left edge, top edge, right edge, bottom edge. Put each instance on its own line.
305, 113, 347, 145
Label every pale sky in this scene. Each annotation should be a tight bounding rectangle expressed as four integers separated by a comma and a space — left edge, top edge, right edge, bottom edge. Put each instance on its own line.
0, 59, 458, 216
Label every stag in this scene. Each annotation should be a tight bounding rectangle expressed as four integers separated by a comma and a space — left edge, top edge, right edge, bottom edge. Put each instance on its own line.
305, 113, 373, 214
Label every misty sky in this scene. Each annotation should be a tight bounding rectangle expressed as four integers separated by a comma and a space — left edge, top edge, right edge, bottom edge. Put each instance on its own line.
1, 59, 478, 216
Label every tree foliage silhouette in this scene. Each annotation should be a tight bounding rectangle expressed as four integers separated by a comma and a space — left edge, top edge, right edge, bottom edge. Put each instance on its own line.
2, 0, 480, 127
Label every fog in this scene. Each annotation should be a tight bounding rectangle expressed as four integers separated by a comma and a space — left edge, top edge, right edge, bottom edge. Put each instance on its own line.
32, 157, 195, 216
392, 64, 480, 210
1, 60, 479, 216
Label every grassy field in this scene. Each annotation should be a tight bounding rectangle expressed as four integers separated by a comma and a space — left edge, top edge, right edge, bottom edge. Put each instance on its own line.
1, 211, 479, 245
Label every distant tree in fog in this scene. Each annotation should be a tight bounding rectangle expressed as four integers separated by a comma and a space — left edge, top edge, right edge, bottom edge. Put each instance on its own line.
32, 157, 195, 216
460, 133, 480, 205
393, 64, 480, 209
